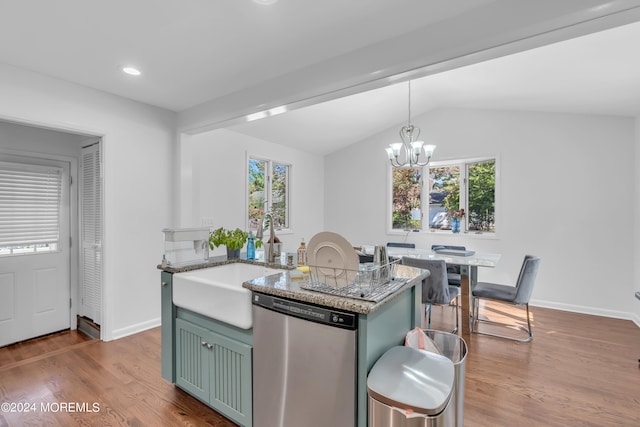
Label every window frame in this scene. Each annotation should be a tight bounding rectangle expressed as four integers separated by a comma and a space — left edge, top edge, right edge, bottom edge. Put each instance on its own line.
388, 155, 499, 238
247, 155, 292, 234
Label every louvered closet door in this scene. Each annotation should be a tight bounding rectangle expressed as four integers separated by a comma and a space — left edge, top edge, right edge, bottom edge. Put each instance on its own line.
80, 142, 102, 325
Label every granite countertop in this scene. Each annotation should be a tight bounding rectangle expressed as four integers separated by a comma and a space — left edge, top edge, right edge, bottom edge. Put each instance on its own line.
157, 255, 295, 274
242, 264, 427, 315
158, 255, 427, 315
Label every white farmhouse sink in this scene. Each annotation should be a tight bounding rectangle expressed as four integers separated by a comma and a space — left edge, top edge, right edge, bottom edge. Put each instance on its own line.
173, 263, 283, 329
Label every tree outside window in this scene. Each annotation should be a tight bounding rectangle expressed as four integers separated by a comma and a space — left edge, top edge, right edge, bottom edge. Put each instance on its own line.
391, 158, 496, 233
248, 157, 290, 231
467, 160, 495, 232
429, 165, 460, 231
392, 168, 422, 230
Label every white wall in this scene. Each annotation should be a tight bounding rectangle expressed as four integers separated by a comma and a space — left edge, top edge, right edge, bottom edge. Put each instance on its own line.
634, 117, 640, 326
326, 107, 636, 320
180, 128, 324, 256
0, 120, 87, 155
0, 63, 176, 341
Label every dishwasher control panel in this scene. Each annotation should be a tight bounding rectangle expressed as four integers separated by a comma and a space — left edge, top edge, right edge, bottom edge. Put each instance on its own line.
253, 292, 357, 330
329, 312, 355, 328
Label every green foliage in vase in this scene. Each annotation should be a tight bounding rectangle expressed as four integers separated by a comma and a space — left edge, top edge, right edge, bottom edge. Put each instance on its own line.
209, 227, 248, 251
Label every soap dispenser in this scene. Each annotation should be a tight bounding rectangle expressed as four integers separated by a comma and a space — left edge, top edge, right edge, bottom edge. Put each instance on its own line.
297, 238, 307, 266
247, 231, 256, 260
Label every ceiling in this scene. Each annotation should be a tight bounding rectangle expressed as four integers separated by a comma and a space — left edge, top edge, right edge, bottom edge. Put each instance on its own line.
1, 0, 496, 112
1, 1, 640, 155
230, 20, 640, 154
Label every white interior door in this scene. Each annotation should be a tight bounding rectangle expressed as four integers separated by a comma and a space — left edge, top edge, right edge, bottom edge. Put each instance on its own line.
79, 142, 102, 325
0, 157, 71, 347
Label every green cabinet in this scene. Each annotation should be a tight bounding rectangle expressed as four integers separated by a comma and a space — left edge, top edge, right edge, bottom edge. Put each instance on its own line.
162, 270, 254, 427
161, 271, 175, 382
175, 317, 253, 427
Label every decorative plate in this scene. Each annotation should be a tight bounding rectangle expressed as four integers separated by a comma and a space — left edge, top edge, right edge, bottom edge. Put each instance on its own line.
306, 231, 359, 288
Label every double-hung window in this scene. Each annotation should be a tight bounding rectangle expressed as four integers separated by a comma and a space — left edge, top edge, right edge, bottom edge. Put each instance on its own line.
248, 157, 290, 232
390, 157, 496, 234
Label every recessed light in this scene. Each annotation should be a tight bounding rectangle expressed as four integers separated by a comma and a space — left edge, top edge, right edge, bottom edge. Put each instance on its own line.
122, 66, 142, 76
253, 0, 278, 5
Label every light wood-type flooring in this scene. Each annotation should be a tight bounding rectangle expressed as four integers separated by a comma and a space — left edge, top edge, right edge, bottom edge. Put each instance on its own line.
0, 302, 639, 426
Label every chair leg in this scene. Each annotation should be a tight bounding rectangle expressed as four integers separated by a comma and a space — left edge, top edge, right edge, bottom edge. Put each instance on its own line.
472, 299, 533, 343
423, 302, 458, 334
421, 303, 432, 329
524, 303, 533, 341
471, 295, 478, 333
450, 294, 459, 334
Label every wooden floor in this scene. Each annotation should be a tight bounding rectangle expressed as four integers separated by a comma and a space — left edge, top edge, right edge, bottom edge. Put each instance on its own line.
0, 303, 638, 426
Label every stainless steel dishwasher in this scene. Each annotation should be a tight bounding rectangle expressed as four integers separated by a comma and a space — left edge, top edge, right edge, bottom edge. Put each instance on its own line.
252, 292, 357, 427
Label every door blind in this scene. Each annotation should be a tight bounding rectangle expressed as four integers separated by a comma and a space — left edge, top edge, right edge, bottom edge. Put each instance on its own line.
0, 161, 62, 248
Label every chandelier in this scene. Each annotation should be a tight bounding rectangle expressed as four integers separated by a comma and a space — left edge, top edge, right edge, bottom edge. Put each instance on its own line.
385, 81, 436, 168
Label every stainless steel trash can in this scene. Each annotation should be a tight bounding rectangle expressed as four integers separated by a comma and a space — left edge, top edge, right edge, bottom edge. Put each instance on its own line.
424, 330, 467, 427
367, 346, 455, 426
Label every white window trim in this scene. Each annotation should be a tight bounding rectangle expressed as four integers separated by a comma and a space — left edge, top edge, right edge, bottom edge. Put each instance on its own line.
246, 153, 292, 234
386, 164, 424, 234
387, 155, 501, 240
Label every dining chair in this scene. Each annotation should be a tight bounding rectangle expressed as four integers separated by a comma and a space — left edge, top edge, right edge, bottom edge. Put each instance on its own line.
431, 245, 466, 286
402, 257, 460, 333
386, 242, 416, 248
471, 255, 541, 343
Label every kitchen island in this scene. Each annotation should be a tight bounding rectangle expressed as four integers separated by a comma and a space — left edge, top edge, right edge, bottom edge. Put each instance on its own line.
160, 257, 426, 427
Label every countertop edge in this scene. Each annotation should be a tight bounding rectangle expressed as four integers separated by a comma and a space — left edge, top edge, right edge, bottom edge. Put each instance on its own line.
157, 257, 295, 274
158, 258, 427, 315
242, 267, 428, 315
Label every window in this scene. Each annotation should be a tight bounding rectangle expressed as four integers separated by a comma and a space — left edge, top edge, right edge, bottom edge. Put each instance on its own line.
391, 167, 422, 230
248, 157, 290, 231
390, 158, 496, 233
0, 161, 62, 256
466, 160, 496, 232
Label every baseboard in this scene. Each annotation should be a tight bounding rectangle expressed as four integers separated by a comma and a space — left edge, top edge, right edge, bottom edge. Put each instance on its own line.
531, 299, 639, 327
110, 317, 161, 341
631, 312, 640, 328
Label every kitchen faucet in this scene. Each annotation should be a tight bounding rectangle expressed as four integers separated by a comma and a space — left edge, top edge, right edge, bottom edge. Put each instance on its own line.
256, 210, 276, 263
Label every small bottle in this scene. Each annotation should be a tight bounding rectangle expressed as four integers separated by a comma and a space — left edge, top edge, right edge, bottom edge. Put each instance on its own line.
297, 238, 307, 266
247, 232, 256, 260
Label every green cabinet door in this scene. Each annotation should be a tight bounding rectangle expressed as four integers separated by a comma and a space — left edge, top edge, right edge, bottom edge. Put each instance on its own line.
208, 329, 253, 426
175, 318, 253, 427
175, 318, 210, 402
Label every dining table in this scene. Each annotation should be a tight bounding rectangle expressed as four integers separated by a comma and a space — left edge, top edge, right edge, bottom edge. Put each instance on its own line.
384, 247, 502, 336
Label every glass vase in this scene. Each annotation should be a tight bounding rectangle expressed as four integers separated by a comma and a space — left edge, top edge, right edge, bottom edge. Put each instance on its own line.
451, 217, 461, 233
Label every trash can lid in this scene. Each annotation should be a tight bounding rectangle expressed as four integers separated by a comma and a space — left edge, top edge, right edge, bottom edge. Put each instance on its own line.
367, 346, 454, 416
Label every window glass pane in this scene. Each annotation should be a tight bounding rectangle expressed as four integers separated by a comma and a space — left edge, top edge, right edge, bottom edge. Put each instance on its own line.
248, 158, 266, 230
467, 160, 495, 232
392, 168, 422, 230
271, 163, 289, 229
428, 165, 460, 231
